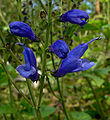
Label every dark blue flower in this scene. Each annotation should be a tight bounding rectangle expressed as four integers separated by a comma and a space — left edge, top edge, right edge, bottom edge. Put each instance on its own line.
60, 9, 89, 27
53, 37, 101, 77
49, 40, 69, 59
16, 43, 38, 82
9, 21, 36, 41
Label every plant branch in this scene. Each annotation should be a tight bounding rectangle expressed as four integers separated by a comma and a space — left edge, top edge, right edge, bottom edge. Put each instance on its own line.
38, 0, 52, 108
1, 62, 32, 106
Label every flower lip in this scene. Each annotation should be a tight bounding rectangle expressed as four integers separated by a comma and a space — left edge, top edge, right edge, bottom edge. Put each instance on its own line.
16, 43, 38, 82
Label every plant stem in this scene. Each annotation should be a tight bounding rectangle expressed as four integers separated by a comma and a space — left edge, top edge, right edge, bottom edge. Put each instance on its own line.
3, 114, 7, 120
37, 0, 47, 14
50, 24, 56, 70
107, 0, 110, 24
7, 77, 14, 119
60, 0, 63, 38
38, 0, 51, 108
17, 0, 22, 21
1, 62, 32, 106
0, 10, 9, 28
9, 49, 22, 64
56, 78, 69, 120
86, 78, 105, 120
46, 76, 60, 99
26, 79, 38, 118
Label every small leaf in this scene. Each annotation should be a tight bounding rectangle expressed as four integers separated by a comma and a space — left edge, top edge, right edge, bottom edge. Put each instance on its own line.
82, 73, 104, 87
40, 105, 56, 118
0, 104, 15, 114
0, 104, 24, 120
67, 112, 92, 120
95, 67, 110, 75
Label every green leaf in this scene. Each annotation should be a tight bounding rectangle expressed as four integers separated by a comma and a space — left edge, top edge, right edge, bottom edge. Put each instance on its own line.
68, 112, 92, 120
6, 64, 17, 78
82, 73, 104, 87
0, 64, 17, 87
40, 105, 56, 118
0, 64, 8, 87
95, 67, 110, 75
0, 104, 15, 114
0, 104, 24, 120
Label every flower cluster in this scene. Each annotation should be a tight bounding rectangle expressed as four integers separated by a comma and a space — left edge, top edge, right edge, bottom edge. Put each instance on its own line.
50, 38, 100, 77
9, 9, 101, 81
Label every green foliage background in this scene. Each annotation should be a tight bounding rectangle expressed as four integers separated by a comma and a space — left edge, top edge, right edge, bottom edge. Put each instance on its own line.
0, 0, 110, 120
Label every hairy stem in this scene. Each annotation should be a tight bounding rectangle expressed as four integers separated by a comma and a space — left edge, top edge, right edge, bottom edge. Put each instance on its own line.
1, 62, 32, 106
56, 78, 69, 120
9, 49, 22, 64
38, 0, 52, 108
3, 114, 7, 120
26, 79, 38, 118
86, 78, 105, 120
7, 77, 14, 119
37, 0, 47, 14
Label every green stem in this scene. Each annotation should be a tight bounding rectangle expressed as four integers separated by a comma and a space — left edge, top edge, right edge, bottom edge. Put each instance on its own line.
50, 22, 56, 70
86, 78, 105, 120
46, 76, 60, 99
3, 114, 7, 120
1, 62, 32, 106
0, 30, 22, 65
107, 0, 110, 24
17, 0, 22, 21
60, 0, 63, 38
0, 10, 9, 28
37, 0, 47, 14
9, 50, 22, 64
38, 0, 51, 108
26, 79, 37, 118
7, 77, 14, 119
56, 78, 69, 120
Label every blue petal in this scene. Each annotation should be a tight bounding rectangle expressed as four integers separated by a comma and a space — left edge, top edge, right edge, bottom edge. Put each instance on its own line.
53, 59, 82, 77
16, 43, 38, 82
67, 37, 99, 59
87, 37, 102, 44
67, 43, 88, 59
27, 48, 37, 68
60, 9, 89, 26
16, 43, 37, 69
72, 59, 95, 72
50, 40, 69, 59
16, 64, 36, 78
9, 21, 36, 41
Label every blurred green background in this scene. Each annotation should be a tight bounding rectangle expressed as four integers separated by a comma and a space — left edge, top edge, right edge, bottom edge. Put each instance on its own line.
0, 0, 110, 120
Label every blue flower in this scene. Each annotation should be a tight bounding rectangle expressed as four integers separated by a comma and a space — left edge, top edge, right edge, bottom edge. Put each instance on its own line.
60, 9, 89, 27
49, 40, 69, 59
9, 21, 36, 41
53, 37, 101, 77
16, 43, 38, 82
